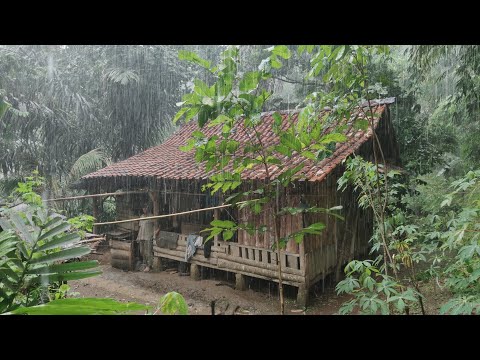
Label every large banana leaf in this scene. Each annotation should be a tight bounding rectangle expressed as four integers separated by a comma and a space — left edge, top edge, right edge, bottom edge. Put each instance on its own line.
8, 298, 150, 315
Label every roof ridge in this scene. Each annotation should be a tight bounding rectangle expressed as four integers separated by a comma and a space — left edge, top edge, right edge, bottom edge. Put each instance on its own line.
80, 101, 392, 183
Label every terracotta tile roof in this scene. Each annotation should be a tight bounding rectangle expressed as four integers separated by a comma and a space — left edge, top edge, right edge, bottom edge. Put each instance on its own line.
82, 102, 390, 183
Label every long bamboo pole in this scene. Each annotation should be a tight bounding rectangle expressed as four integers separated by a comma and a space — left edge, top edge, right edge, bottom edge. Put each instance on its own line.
93, 202, 248, 226
43, 190, 216, 202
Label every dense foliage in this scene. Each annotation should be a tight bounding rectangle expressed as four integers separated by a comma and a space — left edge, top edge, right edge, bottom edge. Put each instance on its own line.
1, 44, 479, 314
0, 175, 187, 315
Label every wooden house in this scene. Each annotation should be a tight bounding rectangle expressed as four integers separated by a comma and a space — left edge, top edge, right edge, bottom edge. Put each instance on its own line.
78, 98, 400, 306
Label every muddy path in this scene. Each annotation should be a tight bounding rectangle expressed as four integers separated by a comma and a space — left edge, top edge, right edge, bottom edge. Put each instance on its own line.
70, 253, 350, 315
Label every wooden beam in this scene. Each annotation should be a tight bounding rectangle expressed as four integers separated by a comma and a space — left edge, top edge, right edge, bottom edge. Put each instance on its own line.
217, 258, 304, 283
216, 252, 302, 276
92, 197, 100, 234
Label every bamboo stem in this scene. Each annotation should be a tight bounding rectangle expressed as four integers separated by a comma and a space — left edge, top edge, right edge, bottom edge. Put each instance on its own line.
44, 190, 219, 202
93, 201, 248, 226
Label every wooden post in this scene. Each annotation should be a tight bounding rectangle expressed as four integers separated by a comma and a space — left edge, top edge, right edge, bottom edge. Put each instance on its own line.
213, 208, 219, 247
235, 273, 247, 291
149, 191, 160, 226
92, 197, 100, 235
152, 257, 163, 272
190, 264, 201, 280
297, 283, 309, 308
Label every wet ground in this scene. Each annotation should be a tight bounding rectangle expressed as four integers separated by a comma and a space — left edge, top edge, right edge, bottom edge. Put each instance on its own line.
70, 251, 449, 315
70, 251, 352, 315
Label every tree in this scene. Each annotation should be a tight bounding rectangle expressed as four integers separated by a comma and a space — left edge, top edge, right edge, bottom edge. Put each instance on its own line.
409, 45, 480, 171
0, 45, 226, 200
174, 45, 390, 314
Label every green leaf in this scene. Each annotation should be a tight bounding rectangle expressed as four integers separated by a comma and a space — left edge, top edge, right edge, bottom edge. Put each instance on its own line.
194, 79, 213, 97
211, 220, 236, 229
294, 233, 304, 244
30, 247, 91, 265
354, 119, 369, 131
328, 205, 343, 211
223, 230, 234, 241
301, 151, 317, 160
173, 107, 189, 123
36, 232, 81, 252
272, 45, 291, 59
33, 270, 102, 283
239, 71, 260, 92
275, 144, 292, 157
321, 133, 347, 144
38, 222, 71, 241
335, 45, 346, 61
0, 99, 11, 120
158, 291, 188, 315
216, 73, 234, 96
303, 222, 326, 234
9, 298, 149, 315
198, 107, 211, 128
42, 216, 63, 230
272, 112, 283, 127
1, 266, 19, 282
253, 203, 262, 214
27, 260, 99, 275
178, 51, 211, 70
280, 133, 302, 153
270, 56, 282, 69
0, 218, 13, 231
204, 227, 223, 241
8, 212, 34, 244
208, 114, 231, 127
0, 272, 17, 291
202, 97, 214, 106
180, 139, 195, 152
227, 140, 239, 153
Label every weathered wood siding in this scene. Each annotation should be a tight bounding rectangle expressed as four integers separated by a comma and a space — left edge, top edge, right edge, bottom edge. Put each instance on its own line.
109, 108, 398, 290
237, 193, 301, 253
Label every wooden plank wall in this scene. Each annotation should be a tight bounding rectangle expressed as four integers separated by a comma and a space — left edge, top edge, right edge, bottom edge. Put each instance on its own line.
237, 191, 302, 254
114, 181, 216, 234
110, 239, 134, 270
299, 167, 374, 284
115, 193, 148, 232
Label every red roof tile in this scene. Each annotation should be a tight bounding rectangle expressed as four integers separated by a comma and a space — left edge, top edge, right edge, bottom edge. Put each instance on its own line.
82, 104, 388, 183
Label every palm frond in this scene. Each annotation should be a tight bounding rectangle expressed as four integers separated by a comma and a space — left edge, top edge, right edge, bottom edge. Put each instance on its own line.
104, 68, 140, 85
69, 148, 111, 181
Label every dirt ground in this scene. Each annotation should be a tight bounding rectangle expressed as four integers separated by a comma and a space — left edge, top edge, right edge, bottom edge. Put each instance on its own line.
70, 250, 449, 315
70, 250, 351, 315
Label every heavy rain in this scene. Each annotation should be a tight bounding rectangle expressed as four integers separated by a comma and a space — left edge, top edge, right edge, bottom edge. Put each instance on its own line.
1, 45, 479, 315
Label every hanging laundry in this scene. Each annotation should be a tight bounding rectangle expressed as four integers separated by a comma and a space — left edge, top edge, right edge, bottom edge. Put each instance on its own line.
185, 234, 203, 262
